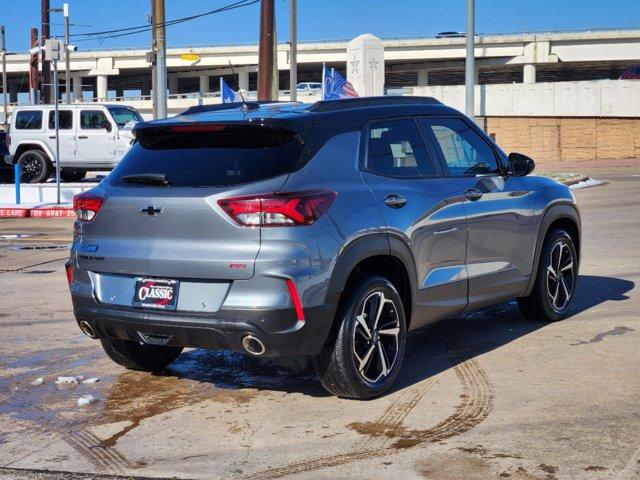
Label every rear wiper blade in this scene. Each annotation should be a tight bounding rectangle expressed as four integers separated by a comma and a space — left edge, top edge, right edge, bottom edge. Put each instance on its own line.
121, 173, 171, 186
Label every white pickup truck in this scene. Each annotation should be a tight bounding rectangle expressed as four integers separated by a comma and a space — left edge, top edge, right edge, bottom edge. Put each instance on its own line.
4, 103, 142, 183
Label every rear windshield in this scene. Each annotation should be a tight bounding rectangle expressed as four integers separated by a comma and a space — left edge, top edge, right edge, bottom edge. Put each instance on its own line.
109, 124, 304, 187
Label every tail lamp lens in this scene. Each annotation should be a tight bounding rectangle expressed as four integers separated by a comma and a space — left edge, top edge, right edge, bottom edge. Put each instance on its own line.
73, 192, 104, 221
218, 190, 337, 227
65, 264, 73, 285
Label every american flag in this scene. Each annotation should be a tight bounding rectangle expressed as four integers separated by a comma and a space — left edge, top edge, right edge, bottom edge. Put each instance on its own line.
323, 65, 359, 100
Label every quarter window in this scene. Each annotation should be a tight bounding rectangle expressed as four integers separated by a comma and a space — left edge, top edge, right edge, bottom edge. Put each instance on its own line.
48, 110, 73, 130
14, 111, 42, 130
421, 118, 500, 176
365, 119, 436, 178
80, 110, 109, 130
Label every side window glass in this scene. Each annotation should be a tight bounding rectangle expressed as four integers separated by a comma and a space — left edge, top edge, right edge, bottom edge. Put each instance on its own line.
365, 118, 436, 178
48, 110, 73, 130
80, 110, 109, 130
422, 118, 500, 176
14, 111, 42, 130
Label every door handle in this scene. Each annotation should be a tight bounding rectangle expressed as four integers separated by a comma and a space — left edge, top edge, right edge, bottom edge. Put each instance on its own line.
78, 135, 88, 139
384, 194, 407, 208
48, 135, 56, 139
464, 188, 483, 201
433, 227, 458, 235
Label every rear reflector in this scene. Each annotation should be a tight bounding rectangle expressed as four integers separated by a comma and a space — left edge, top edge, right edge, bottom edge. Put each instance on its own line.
65, 264, 73, 285
73, 192, 104, 221
218, 190, 336, 227
285, 278, 305, 322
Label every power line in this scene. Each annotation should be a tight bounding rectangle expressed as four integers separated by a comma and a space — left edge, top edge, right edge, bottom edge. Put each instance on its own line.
70, 0, 259, 43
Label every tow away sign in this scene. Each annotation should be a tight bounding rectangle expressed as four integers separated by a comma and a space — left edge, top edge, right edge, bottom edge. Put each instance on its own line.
180, 53, 200, 61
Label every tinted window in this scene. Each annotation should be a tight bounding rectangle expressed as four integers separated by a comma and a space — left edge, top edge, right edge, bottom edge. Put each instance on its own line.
48, 110, 73, 130
110, 125, 304, 187
364, 118, 436, 178
421, 118, 500, 176
107, 106, 143, 127
80, 110, 109, 130
14, 111, 42, 130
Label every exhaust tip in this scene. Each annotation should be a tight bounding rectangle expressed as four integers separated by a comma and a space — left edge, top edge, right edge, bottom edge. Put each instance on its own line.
242, 335, 266, 356
78, 320, 97, 339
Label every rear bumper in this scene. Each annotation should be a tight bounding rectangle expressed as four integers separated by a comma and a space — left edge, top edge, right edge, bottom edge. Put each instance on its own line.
72, 295, 337, 357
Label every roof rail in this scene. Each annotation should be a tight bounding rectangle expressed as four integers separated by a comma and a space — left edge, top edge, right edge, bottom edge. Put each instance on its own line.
180, 100, 286, 116
308, 96, 442, 113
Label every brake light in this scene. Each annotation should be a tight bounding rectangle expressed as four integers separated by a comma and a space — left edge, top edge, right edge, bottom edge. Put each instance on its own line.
286, 278, 305, 322
218, 190, 337, 227
65, 264, 73, 285
73, 192, 104, 221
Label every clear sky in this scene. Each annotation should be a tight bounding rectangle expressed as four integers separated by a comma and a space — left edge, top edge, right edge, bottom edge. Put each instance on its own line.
0, 0, 638, 52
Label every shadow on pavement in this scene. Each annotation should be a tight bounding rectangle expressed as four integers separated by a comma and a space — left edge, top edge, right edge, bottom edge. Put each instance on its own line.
145, 274, 635, 398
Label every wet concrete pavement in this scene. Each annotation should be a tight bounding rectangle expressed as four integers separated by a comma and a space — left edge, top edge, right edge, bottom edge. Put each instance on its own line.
0, 174, 639, 479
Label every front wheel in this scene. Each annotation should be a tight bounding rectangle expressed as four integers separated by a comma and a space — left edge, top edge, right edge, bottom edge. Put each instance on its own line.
18, 150, 51, 183
100, 338, 183, 372
518, 228, 578, 322
313, 275, 407, 399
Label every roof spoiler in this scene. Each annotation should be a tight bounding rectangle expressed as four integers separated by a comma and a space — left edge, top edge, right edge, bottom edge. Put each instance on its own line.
179, 100, 297, 116
309, 96, 442, 113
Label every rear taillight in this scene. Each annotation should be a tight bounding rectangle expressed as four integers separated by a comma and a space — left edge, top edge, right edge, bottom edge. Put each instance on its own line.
65, 264, 73, 285
218, 190, 336, 227
73, 192, 104, 221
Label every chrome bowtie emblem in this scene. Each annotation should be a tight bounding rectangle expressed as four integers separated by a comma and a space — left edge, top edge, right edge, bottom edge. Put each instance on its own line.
140, 206, 163, 216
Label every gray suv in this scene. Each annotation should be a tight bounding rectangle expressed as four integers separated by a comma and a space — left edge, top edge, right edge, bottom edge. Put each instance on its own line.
67, 97, 581, 399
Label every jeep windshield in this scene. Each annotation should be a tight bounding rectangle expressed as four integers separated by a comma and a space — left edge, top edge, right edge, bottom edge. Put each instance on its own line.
107, 106, 143, 127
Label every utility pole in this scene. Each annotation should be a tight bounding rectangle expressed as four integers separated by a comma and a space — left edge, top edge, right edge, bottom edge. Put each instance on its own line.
63, 3, 70, 103
1, 26, 7, 129
152, 0, 167, 118
257, 0, 275, 100
289, 0, 297, 101
465, 0, 475, 118
41, 0, 51, 104
29, 28, 39, 105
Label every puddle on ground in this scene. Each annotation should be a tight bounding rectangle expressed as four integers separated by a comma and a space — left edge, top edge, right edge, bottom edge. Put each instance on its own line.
5, 244, 69, 251
0, 234, 33, 240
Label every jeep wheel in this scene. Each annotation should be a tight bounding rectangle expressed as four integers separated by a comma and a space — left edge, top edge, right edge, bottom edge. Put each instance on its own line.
313, 275, 407, 399
18, 150, 51, 183
100, 338, 183, 372
517, 228, 578, 322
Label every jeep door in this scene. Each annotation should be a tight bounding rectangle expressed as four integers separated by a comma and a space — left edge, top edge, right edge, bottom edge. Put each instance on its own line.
76, 109, 116, 164
46, 109, 76, 164
419, 117, 535, 310
359, 117, 469, 328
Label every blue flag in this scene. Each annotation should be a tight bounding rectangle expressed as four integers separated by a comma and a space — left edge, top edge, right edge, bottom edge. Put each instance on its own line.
322, 65, 359, 101
220, 77, 236, 104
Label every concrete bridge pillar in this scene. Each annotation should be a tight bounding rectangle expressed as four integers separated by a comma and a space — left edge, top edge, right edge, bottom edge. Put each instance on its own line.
417, 69, 429, 86
523, 64, 536, 84
199, 75, 210, 94
169, 77, 179, 95
96, 74, 108, 101
73, 76, 83, 100
238, 70, 249, 92
115, 82, 124, 99
140, 78, 151, 97
8, 83, 19, 103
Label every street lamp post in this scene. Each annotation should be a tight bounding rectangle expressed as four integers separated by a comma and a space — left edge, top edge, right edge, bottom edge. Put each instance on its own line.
465, 0, 475, 118
1, 25, 7, 129
289, 0, 297, 102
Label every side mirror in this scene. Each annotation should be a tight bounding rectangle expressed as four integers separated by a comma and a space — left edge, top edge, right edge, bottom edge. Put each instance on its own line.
507, 152, 535, 177
102, 121, 112, 133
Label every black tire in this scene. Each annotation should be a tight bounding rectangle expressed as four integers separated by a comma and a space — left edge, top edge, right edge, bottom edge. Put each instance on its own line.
518, 228, 578, 322
100, 338, 183, 372
18, 150, 51, 183
313, 275, 407, 399
60, 168, 86, 182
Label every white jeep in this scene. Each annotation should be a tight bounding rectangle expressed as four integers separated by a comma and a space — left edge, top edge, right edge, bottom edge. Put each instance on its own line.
5, 103, 142, 183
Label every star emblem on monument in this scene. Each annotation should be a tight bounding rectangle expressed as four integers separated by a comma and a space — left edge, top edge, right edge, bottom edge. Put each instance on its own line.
369, 58, 379, 71
350, 59, 359, 74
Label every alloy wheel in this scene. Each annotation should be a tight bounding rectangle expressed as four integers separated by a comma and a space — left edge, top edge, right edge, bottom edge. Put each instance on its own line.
20, 154, 44, 183
352, 291, 401, 384
546, 239, 575, 312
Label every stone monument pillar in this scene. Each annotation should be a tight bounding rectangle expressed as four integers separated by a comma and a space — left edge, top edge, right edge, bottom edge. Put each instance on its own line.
346, 34, 384, 97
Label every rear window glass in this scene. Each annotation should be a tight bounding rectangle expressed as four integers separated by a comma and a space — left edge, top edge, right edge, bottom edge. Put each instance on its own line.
15, 111, 42, 130
110, 124, 304, 187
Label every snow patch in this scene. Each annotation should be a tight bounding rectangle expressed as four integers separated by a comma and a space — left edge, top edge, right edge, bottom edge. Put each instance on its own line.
30, 377, 45, 386
569, 178, 607, 190
82, 377, 100, 384
55, 376, 79, 385
77, 394, 98, 407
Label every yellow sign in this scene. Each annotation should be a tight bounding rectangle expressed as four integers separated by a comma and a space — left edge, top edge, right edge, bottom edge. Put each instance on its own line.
180, 53, 200, 62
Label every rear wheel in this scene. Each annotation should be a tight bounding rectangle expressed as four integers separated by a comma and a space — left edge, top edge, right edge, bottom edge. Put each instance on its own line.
518, 228, 578, 322
18, 150, 51, 183
100, 338, 183, 372
313, 275, 406, 399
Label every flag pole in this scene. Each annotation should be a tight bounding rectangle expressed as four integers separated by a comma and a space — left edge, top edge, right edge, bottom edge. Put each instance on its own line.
321, 63, 325, 101
220, 77, 223, 104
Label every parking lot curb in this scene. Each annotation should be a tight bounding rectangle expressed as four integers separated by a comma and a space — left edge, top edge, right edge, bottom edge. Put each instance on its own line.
0, 205, 73, 218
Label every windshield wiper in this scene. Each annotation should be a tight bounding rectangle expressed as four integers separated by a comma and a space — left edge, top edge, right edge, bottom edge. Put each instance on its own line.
121, 173, 171, 186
